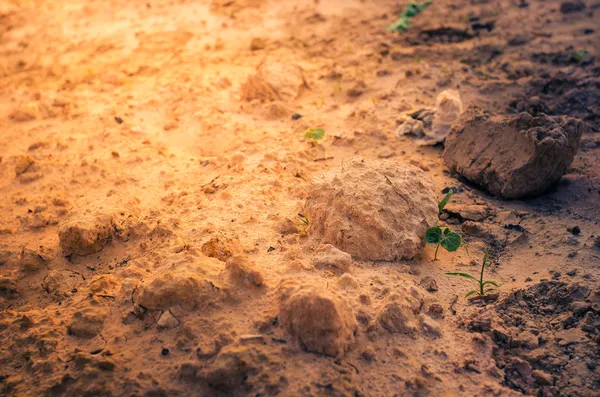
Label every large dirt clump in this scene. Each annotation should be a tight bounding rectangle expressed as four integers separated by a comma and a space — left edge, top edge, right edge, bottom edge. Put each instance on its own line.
277, 280, 357, 358
241, 59, 306, 102
443, 106, 583, 199
304, 158, 438, 261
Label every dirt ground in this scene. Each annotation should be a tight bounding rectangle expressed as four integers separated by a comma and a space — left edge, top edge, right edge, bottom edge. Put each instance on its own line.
1, 0, 599, 396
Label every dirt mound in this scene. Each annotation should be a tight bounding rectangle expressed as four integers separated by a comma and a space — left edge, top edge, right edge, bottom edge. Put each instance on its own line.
58, 211, 114, 256
304, 158, 438, 261
277, 280, 357, 357
443, 106, 583, 198
241, 59, 306, 102
466, 281, 600, 396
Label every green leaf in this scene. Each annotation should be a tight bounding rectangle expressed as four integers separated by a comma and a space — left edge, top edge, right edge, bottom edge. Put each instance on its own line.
483, 288, 496, 295
465, 290, 478, 298
438, 190, 454, 212
425, 227, 443, 244
445, 272, 478, 282
482, 281, 499, 288
304, 128, 325, 141
387, 1, 432, 32
441, 231, 462, 252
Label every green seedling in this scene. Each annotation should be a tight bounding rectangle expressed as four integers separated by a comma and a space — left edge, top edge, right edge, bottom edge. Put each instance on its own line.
425, 226, 465, 260
573, 50, 588, 63
296, 214, 309, 227
388, 1, 432, 32
304, 128, 325, 143
445, 252, 499, 298
425, 189, 467, 260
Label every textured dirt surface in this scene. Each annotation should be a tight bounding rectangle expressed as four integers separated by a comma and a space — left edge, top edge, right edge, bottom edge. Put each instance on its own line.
0, 0, 599, 396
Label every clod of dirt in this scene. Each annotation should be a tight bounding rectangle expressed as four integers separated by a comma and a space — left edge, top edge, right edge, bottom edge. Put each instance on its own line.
199, 344, 261, 392
157, 310, 180, 329
443, 204, 492, 221
277, 280, 357, 357
304, 158, 438, 261
42, 270, 82, 299
443, 106, 583, 198
311, 244, 352, 271
14, 156, 35, 175
241, 59, 306, 102
225, 255, 264, 287
19, 247, 49, 272
58, 211, 114, 256
377, 291, 422, 335
68, 303, 109, 338
134, 264, 222, 311
0, 276, 19, 300
201, 231, 243, 262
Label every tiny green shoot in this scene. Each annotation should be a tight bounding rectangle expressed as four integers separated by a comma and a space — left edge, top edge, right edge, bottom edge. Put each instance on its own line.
445, 252, 499, 298
425, 188, 467, 260
304, 128, 325, 143
296, 213, 309, 227
388, 1, 432, 32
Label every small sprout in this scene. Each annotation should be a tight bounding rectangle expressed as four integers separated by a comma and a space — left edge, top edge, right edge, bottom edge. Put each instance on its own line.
425, 226, 464, 260
445, 252, 499, 298
438, 189, 454, 212
304, 128, 325, 143
425, 188, 467, 260
388, 1, 432, 32
573, 50, 588, 63
296, 213, 309, 227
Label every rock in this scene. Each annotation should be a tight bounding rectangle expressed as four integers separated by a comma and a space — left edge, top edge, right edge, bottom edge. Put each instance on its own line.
134, 265, 221, 311
275, 219, 297, 235
443, 204, 491, 221
241, 59, 306, 102
277, 280, 357, 357
560, 0, 585, 13
396, 118, 425, 138
336, 273, 360, 290
15, 156, 35, 175
443, 107, 583, 198
201, 231, 244, 262
250, 37, 266, 51
514, 331, 539, 349
418, 314, 442, 338
68, 304, 109, 338
427, 303, 444, 319
58, 211, 114, 256
555, 328, 586, 346
225, 255, 264, 287
377, 293, 421, 335
0, 276, 19, 299
532, 370, 553, 386
419, 276, 438, 292
157, 310, 180, 329
429, 90, 463, 143
88, 274, 120, 295
19, 247, 49, 272
304, 158, 438, 261
42, 270, 82, 298
312, 244, 352, 271
200, 345, 258, 391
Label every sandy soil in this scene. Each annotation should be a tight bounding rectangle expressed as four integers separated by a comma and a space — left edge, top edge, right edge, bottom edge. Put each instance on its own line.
1, 0, 599, 396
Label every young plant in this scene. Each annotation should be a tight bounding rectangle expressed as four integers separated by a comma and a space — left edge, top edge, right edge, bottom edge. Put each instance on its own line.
304, 128, 325, 144
425, 189, 467, 260
388, 1, 432, 32
445, 252, 499, 298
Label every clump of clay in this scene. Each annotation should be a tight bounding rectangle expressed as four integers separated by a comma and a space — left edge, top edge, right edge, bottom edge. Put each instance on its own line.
134, 268, 221, 311
277, 280, 357, 357
304, 158, 438, 261
201, 231, 243, 262
225, 255, 264, 287
68, 303, 109, 338
377, 292, 422, 335
311, 244, 352, 271
241, 59, 306, 102
19, 247, 49, 272
443, 106, 583, 198
58, 211, 114, 256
